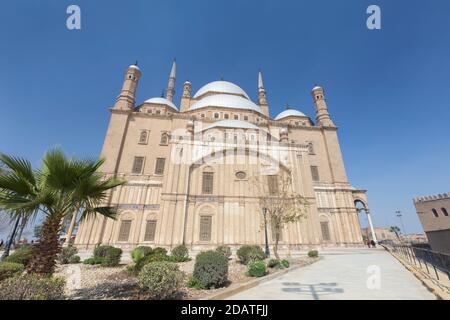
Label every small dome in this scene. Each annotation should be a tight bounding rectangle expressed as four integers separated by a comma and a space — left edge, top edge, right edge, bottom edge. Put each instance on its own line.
312, 85, 323, 91
129, 65, 140, 71
193, 81, 250, 100
190, 94, 263, 114
274, 109, 307, 120
205, 120, 259, 131
144, 97, 178, 111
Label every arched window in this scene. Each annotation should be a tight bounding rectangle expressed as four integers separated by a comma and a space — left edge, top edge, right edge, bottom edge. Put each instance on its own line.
308, 142, 315, 155
441, 208, 449, 217
139, 130, 148, 144
160, 133, 169, 145
432, 209, 439, 217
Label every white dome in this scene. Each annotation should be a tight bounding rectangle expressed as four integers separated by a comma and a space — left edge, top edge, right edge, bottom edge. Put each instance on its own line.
312, 85, 323, 91
193, 81, 250, 99
129, 65, 140, 70
205, 120, 259, 131
144, 97, 178, 111
274, 109, 307, 120
190, 94, 263, 113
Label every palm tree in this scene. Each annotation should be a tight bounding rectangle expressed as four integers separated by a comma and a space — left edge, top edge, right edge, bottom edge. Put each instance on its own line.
0, 148, 125, 274
389, 226, 401, 241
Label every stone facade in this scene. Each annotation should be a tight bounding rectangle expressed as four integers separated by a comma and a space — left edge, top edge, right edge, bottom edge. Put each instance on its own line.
74, 62, 372, 251
413, 193, 450, 254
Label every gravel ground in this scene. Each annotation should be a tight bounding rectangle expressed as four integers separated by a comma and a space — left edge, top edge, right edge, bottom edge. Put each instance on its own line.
55, 257, 318, 300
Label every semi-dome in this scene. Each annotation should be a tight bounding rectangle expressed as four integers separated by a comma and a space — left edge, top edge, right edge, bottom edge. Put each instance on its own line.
190, 94, 263, 113
193, 81, 250, 100
144, 97, 178, 111
274, 109, 307, 120
205, 119, 259, 131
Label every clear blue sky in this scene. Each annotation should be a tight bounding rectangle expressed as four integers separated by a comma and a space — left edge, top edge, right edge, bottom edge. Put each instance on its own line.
1, 0, 449, 239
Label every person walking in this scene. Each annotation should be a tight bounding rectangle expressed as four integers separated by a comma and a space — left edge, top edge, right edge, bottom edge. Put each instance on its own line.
367, 240, 371, 248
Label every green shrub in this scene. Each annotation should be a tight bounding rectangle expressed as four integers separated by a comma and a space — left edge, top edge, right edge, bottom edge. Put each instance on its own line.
193, 250, 228, 289
248, 260, 266, 277
83, 257, 103, 265
152, 247, 168, 256
281, 259, 290, 268
215, 245, 232, 259
133, 252, 170, 274
308, 250, 319, 258
69, 255, 81, 264
267, 259, 281, 268
0, 262, 24, 282
236, 245, 265, 265
101, 247, 122, 267
4, 245, 33, 266
171, 245, 189, 262
131, 246, 153, 263
57, 246, 78, 264
93, 245, 115, 258
137, 261, 183, 300
0, 274, 65, 300
186, 276, 202, 289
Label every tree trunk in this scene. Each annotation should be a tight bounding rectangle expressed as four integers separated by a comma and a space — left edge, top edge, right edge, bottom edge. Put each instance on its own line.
273, 227, 280, 260
64, 210, 78, 247
27, 216, 62, 275
0, 216, 20, 261
15, 216, 28, 244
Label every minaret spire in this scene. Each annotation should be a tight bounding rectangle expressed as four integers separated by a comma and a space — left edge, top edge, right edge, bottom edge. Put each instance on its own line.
166, 59, 176, 102
258, 69, 264, 90
257, 69, 269, 116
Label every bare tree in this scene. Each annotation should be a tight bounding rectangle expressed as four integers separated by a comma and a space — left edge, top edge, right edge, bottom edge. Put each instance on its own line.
252, 173, 308, 259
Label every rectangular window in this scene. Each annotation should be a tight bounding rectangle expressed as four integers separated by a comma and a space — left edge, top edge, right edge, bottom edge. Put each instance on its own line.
320, 221, 330, 241
244, 116, 248, 121
267, 175, 279, 195
118, 220, 132, 242
224, 114, 229, 119
310, 166, 320, 182
234, 114, 239, 120
144, 220, 157, 242
154, 158, 166, 175
132, 157, 145, 174
199, 216, 212, 241
202, 172, 214, 194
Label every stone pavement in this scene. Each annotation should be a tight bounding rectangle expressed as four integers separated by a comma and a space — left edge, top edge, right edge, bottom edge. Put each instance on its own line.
228, 248, 436, 300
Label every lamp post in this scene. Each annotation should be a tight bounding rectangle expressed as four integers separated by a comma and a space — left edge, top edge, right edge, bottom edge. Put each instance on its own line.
395, 210, 406, 238
262, 208, 270, 258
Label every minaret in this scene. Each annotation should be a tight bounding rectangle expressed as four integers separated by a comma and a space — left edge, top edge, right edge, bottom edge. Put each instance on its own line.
114, 63, 141, 110
311, 85, 334, 127
180, 81, 192, 112
166, 59, 176, 102
258, 70, 269, 116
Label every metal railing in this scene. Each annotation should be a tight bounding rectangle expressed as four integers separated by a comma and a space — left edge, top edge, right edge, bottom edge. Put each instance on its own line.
384, 244, 450, 281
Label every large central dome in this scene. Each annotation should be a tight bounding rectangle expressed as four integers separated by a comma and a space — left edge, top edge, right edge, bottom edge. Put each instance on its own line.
193, 81, 250, 100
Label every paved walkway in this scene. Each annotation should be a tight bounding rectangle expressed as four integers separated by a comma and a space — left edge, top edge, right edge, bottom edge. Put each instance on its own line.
229, 248, 436, 300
